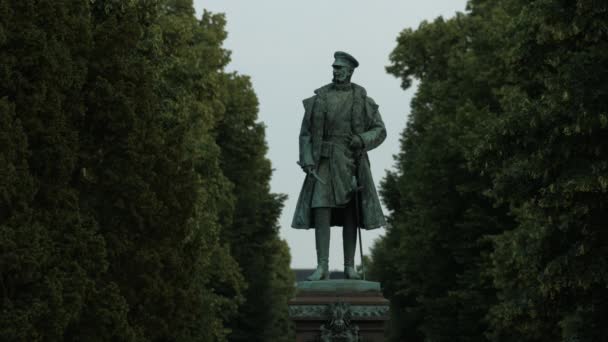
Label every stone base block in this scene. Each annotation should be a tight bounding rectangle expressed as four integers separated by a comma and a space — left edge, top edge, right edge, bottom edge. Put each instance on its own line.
289, 280, 389, 342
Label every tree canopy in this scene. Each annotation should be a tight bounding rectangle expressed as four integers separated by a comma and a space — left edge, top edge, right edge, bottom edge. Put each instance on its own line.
1, 1, 293, 341
371, 0, 608, 341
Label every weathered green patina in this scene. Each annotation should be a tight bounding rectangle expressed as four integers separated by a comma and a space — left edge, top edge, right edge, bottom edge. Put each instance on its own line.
291, 51, 386, 281
295, 279, 382, 292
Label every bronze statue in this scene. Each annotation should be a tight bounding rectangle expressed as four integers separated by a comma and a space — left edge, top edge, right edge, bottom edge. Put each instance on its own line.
292, 51, 386, 281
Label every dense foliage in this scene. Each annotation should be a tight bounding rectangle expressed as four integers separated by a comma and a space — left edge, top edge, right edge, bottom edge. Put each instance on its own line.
371, 0, 608, 341
0, 1, 292, 341
216, 73, 294, 342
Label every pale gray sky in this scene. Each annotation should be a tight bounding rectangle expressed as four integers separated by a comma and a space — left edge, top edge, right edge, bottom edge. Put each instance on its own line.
194, 1, 468, 269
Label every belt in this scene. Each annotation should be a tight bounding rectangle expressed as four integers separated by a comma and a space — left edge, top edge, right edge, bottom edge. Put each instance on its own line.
321, 134, 351, 157
323, 133, 350, 143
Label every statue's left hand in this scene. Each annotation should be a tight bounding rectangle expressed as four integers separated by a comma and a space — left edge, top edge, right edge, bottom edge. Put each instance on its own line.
349, 134, 364, 150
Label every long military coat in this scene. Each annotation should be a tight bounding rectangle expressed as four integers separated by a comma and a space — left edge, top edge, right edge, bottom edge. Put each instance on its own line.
291, 83, 387, 230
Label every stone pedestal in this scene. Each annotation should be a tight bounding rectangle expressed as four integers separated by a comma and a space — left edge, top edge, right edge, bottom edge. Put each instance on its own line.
288, 280, 389, 342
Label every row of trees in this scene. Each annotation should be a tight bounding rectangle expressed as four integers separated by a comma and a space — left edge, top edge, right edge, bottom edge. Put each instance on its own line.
370, 0, 607, 341
0, 1, 292, 341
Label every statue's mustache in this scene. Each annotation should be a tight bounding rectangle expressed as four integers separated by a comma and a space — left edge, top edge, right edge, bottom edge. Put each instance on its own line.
332, 73, 349, 83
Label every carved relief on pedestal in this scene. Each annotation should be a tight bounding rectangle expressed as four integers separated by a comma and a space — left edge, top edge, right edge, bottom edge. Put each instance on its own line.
319, 302, 359, 342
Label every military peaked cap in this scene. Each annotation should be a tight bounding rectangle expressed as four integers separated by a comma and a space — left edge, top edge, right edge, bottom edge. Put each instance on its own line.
333, 51, 359, 69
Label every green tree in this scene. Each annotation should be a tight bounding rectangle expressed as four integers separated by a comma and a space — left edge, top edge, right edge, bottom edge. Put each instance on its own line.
155, 5, 247, 340
1, 1, 290, 340
372, 0, 608, 341
79, 2, 246, 340
371, 5, 513, 341
0, 1, 133, 340
469, 1, 608, 340
215, 72, 294, 342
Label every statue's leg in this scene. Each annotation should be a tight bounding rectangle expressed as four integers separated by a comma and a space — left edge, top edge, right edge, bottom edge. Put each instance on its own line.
343, 200, 361, 279
307, 207, 331, 281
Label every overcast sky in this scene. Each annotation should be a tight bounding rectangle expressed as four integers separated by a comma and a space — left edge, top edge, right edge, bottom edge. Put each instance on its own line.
193, 1, 469, 269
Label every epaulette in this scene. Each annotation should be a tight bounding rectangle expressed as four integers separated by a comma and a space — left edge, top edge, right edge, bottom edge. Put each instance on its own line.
313, 83, 333, 95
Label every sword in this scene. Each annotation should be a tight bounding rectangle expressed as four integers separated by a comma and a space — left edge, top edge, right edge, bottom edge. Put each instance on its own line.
296, 161, 326, 185
353, 153, 366, 280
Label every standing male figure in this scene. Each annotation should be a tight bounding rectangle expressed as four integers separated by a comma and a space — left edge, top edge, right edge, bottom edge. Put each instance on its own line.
292, 51, 386, 281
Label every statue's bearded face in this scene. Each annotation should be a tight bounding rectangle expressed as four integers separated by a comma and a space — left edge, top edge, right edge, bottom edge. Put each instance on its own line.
332, 65, 353, 84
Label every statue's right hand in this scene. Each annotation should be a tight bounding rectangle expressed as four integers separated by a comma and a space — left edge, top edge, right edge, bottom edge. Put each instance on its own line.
301, 164, 314, 174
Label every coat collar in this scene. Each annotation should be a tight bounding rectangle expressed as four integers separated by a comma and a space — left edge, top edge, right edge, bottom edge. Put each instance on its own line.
314, 82, 367, 97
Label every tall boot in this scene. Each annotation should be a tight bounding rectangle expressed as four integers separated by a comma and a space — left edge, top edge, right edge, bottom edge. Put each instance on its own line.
343, 202, 361, 280
307, 226, 330, 280
307, 208, 330, 281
